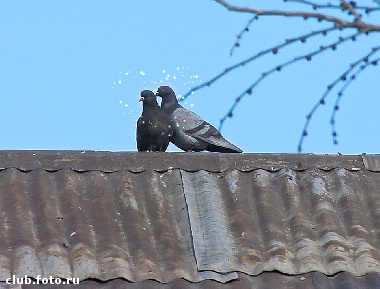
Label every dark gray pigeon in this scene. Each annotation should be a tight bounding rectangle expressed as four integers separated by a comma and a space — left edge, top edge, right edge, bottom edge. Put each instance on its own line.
156, 86, 243, 153
136, 90, 174, 152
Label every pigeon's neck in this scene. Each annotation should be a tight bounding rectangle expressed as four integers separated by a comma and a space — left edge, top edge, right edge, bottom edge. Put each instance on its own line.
142, 102, 160, 114
161, 97, 181, 114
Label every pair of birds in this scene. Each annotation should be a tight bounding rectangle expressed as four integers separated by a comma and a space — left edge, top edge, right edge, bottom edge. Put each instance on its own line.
136, 86, 242, 153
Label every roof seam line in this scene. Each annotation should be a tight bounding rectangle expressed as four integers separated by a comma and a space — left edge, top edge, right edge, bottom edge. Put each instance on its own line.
179, 169, 200, 270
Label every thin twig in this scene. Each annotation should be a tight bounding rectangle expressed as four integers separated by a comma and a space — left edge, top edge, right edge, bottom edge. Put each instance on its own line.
218, 31, 364, 131
297, 46, 380, 152
230, 16, 257, 56
330, 55, 380, 145
181, 26, 339, 101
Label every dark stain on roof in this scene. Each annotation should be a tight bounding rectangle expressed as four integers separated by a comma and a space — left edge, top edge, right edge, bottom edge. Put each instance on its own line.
0, 151, 378, 288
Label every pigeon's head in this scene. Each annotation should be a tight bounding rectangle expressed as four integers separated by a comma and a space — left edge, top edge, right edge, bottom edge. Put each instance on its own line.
140, 90, 158, 106
156, 86, 176, 99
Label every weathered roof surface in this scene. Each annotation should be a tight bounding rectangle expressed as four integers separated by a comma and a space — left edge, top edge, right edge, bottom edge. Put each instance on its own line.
0, 151, 379, 288
362, 154, 380, 171
0, 150, 366, 172
7, 272, 380, 289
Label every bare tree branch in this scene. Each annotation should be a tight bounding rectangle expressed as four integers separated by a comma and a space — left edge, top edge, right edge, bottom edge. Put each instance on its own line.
297, 46, 380, 152
340, 0, 362, 21
229, 1, 379, 56
286, 0, 380, 13
330, 57, 379, 144
214, 0, 380, 31
181, 26, 340, 100
218, 31, 364, 131
182, 1, 380, 152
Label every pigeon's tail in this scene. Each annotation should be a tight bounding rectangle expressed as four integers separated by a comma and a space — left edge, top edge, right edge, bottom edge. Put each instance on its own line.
192, 122, 243, 153
199, 132, 243, 153
206, 142, 243, 153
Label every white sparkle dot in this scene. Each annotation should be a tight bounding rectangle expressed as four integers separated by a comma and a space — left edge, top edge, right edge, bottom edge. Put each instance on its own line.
162, 70, 166, 73
125, 72, 129, 76
118, 80, 121, 84
176, 67, 180, 70
173, 76, 177, 80
125, 104, 128, 107
140, 71, 145, 76
194, 75, 199, 78
119, 101, 123, 104
191, 104, 194, 107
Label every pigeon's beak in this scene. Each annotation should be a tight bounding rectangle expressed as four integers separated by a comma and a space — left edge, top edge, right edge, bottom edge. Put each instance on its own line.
139, 97, 144, 102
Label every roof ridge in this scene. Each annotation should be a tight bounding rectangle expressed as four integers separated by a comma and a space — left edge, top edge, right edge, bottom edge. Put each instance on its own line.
0, 150, 370, 172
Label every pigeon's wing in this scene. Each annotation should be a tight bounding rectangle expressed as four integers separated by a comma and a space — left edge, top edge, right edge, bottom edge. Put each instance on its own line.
136, 116, 146, 151
171, 107, 242, 153
154, 110, 174, 151
170, 107, 205, 131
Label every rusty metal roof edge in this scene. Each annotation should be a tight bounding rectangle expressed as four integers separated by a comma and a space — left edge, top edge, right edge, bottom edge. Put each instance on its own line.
0, 150, 369, 172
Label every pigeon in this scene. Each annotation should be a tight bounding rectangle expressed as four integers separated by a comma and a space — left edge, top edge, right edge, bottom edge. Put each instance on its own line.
156, 86, 243, 153
136, 90, 174, 152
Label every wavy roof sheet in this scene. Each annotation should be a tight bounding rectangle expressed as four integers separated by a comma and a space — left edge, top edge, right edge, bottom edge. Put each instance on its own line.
0, 151, 378, 288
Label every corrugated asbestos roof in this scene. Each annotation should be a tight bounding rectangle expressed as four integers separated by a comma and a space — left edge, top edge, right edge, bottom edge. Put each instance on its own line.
0, 151, 378, 289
